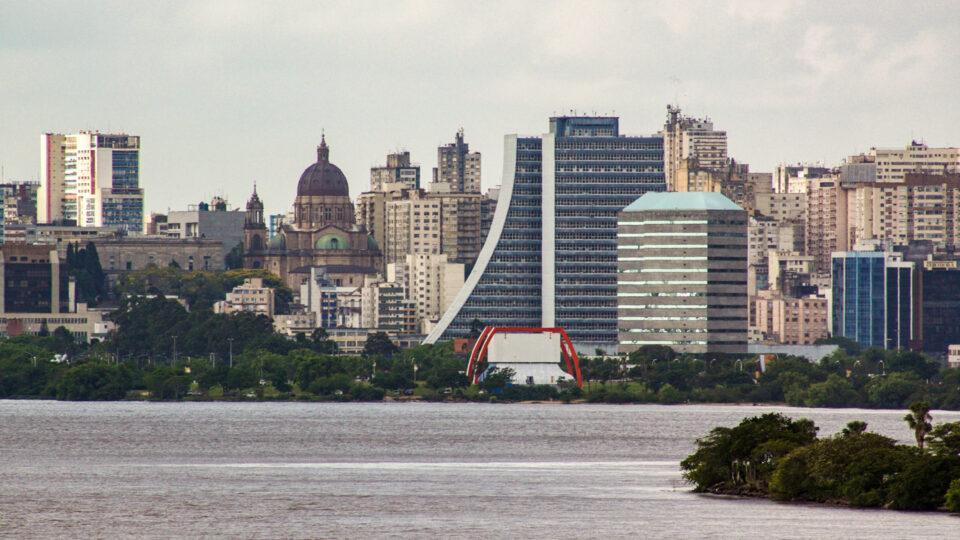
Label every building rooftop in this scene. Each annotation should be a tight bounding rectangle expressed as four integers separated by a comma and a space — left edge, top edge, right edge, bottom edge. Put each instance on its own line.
623, 192, 743, 212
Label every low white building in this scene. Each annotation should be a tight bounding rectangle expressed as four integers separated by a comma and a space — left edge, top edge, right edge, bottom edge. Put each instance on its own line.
274, 312, 316, 337
949, 345, 960, 369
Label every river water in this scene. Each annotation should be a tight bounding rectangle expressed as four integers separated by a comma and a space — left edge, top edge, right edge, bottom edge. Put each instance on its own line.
1, 401, 959, 539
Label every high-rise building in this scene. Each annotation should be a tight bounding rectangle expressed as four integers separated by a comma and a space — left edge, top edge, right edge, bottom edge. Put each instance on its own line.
919, 260, 960, 356
773, 164, 831, 194
805, 173, 848, 274
830, 248, 919, 350
370, 151, 420, 192
300, 267, 340, 328
384, 190, 442, 264
387, 253, 464, 330
0, 182, 39, 225
40, 132, 144, 233
615, 192, 748, 355
0, 244, 71, 314
872, 142, 960, 183
360, 277, 417, 333
849, 173, 960, 251
425, 116, 666, 351
430, 129, 481, 193
748, 215, 804, 292
662, 105, 728, 191
751, 291, 828, 345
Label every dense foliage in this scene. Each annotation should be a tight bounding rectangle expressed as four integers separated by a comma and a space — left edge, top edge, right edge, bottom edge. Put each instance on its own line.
574, 344, 960, 409
114, 267, 294, 312
682, 407, 960, 511
65, 241, 107, 306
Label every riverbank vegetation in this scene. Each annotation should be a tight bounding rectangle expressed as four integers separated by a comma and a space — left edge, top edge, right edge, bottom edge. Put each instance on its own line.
680, 403, 960, 512
3, 289, 960, 404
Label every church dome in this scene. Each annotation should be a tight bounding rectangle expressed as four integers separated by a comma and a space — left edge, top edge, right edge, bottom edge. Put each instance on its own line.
316, 233, 350, 250
297, 136, 349, 198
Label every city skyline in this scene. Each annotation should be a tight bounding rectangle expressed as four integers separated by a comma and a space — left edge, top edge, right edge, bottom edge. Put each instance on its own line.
2, 1, 959, 218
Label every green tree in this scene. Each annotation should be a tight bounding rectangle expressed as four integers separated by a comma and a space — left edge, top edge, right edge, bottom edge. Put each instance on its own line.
802, 374, 858, 408
56, 363, 135, 400
928, 421, 960, 457
657, 383, 684, 404
681, 413, 818, 493
945, 478, 960, 513
480, 367, 515, 391
842, 420, 868, 437
814, 336, 861, 356
887, 455, 960, 511
310, 327, 339, 354
467, 318, 485, 339
865, 372, 923, 408
904, 401, 933, 451
145, 367, 191, 399
363, 332, 399, 357
225, 241, 244, 270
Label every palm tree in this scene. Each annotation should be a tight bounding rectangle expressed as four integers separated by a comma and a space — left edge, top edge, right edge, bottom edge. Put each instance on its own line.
842, 420, 868, 437
904, 401, 933, 451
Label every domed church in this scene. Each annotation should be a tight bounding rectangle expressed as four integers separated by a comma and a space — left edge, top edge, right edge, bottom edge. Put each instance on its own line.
243, 137, 382, 291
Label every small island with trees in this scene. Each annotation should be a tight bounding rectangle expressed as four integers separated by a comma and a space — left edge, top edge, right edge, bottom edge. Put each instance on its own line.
680, 402, 960, 512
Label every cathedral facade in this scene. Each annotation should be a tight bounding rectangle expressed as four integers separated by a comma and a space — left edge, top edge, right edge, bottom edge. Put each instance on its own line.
243, 138, 382, 291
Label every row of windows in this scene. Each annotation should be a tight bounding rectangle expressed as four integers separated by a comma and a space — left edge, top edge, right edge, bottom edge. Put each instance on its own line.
618, 232, 748, 238
618, 292, 745, 297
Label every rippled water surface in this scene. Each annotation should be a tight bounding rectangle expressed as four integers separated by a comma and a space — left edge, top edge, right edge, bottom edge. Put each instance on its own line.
2, 401, 959, 539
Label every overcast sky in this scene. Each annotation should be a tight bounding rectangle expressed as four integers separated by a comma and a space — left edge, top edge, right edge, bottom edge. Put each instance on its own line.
2, 1, 958, 217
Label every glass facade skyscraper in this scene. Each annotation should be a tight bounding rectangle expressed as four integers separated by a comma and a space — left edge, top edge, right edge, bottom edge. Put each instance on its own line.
831, 250, 917, 350
425, 116, 665, 351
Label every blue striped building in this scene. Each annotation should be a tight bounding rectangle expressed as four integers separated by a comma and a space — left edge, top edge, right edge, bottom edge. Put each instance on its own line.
425, 116, 665, 352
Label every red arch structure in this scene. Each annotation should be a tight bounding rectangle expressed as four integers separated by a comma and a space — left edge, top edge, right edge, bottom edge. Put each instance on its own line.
466, 327, 582, 388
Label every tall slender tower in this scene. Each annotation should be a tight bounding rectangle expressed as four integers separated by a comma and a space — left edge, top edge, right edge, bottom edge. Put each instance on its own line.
431, 129, 481, 193
243, 185, 266, 269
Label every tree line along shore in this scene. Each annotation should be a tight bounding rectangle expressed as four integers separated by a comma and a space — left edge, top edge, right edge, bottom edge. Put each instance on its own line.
1, 295, 960, 408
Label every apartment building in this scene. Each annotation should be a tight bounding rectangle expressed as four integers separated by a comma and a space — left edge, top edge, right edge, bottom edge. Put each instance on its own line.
214, 277, 275, 318
40, 132, 144, 232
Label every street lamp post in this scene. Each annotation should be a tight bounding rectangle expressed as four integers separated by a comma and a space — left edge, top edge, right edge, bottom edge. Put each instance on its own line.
227, 338, 234, 368
172, 335, 178, 366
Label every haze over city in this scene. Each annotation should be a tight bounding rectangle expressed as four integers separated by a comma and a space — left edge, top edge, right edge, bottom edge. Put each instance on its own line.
2, 1, 959, 216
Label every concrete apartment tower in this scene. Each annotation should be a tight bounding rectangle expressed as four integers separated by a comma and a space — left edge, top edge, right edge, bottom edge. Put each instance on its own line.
662, 105, 728, 192
430, 129, 481, 193
40, 132, 144, 233
616, 192, 748, 355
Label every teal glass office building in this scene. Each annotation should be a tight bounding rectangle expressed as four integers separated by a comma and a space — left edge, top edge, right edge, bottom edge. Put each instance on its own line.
831, 250, 917, 350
